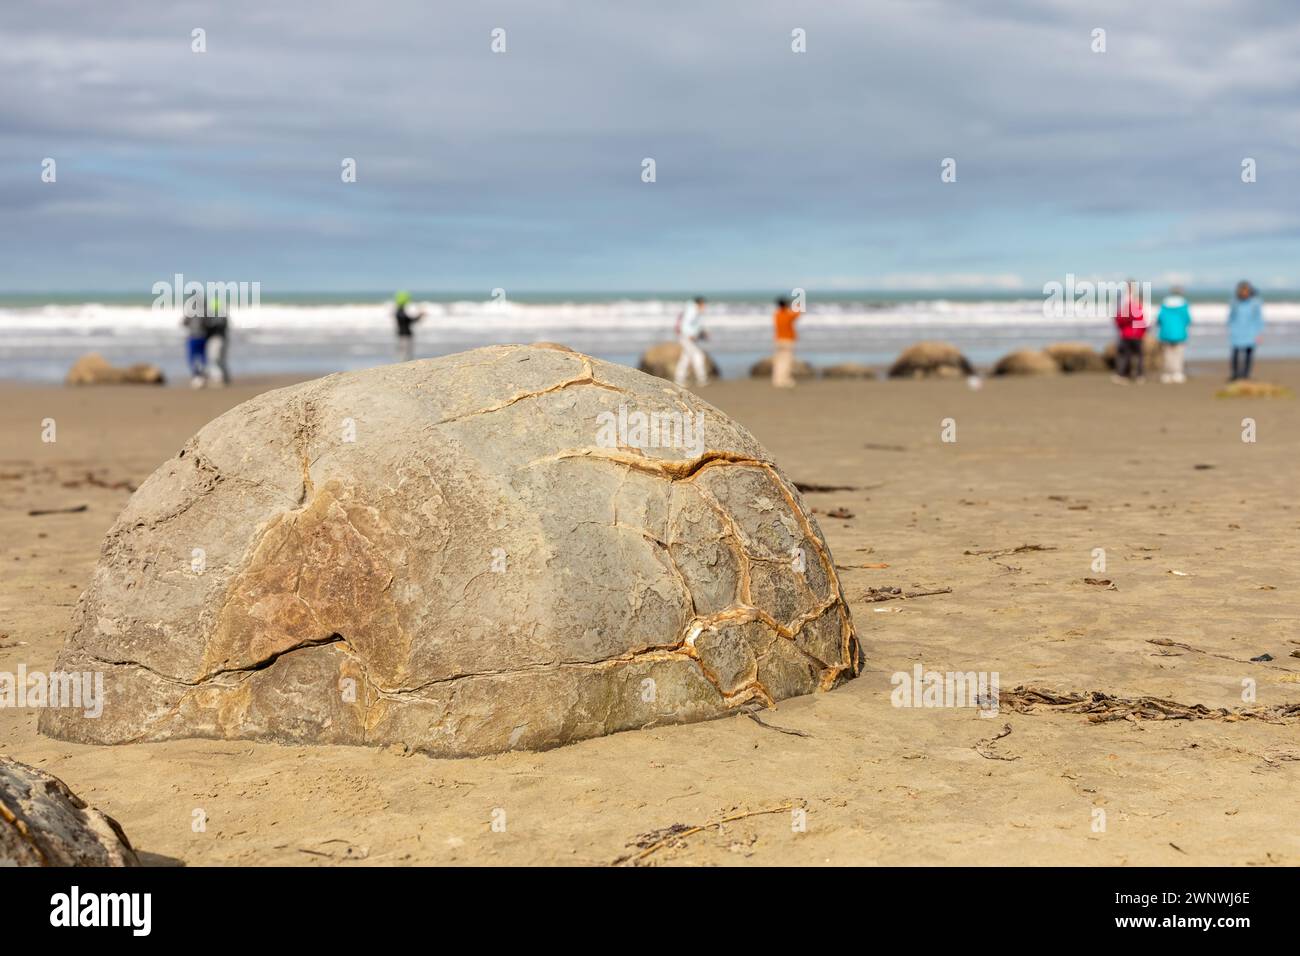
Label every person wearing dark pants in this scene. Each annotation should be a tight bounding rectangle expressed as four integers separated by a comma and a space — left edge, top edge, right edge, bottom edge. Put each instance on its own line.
1231, 345, 1254, 381
1111, 279, 1148, 384
394, 290, 425, 362
1227, 281, 1263, 382
1116, 337, 1144, 381
203, 296, 230, 386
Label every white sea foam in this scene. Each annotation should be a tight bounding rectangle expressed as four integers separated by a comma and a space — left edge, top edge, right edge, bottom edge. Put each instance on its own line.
4, 297, 1298, 382
3, 297, 1298, 338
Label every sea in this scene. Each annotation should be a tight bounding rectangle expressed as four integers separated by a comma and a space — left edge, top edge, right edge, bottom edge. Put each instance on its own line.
3, 291, 1298, 383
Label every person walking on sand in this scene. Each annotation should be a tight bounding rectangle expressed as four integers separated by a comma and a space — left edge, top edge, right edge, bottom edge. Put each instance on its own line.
394, 291, 425, 363
771, 296, 799, 388
674, 296, 709, 387
1156, 286, 1191, 384
1111, 279, 1148, 384
203, 296, 230, 387
1227, 280, 1263, 381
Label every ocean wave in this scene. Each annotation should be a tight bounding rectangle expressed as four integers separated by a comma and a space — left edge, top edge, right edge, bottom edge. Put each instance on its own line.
4, 298, 1299, 334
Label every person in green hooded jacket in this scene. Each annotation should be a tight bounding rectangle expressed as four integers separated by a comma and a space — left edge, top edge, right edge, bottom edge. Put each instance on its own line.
203, 295, 230, 386
393, 291, 425, 363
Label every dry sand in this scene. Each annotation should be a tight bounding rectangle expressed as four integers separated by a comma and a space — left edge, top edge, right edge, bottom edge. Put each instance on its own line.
2, 362, 1298, 866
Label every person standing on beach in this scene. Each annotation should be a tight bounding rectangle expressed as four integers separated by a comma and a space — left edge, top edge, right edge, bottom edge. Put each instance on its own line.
204, 296, 230, 387
771, 296, 799, 387
1227, 280, 1263, 381
394, 291, 425, 363
1111, 279, 1148, 384
674, 296, 709, 387
390, 291, 426, 361
1156, 286, 1191, 384
182, 307, 207, 389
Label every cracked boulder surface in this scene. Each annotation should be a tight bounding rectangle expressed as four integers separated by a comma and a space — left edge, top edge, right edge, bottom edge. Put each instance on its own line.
39, 345, 859, 757
1, 755, 140, 866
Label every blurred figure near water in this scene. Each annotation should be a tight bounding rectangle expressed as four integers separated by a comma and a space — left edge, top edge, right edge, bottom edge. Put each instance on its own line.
182, 309, 207, 389
673, 296, 709, 387
1111, 279, 1148, 384
204, 296, 229, 386
1227, 281, 1263, 381
1156, 286, 1191, 384
771, 296, 799, 388
394, 291, 425, 363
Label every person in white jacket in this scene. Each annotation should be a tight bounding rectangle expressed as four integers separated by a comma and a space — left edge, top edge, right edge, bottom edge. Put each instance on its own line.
674, 296, 709, 387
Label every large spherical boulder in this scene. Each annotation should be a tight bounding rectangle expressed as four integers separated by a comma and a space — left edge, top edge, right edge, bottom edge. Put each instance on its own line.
1043, 342, 1106, 373
40, 346, 858, 757
1, 756, 139, 866
993, 349, 1059, 376
749, 356, 816, 379
66, 353, 165, 386
821, 363, 877, 380
887, 341, 974, 379
637, 341, 721, 381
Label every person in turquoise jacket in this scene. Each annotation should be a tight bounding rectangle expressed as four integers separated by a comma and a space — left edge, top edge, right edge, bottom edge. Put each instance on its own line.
1156, 287, 1191, 384
1227, 281, 1263, 381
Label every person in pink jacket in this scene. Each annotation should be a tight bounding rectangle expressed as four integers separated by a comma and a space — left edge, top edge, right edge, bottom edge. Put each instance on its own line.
1112, 279, 1148, 384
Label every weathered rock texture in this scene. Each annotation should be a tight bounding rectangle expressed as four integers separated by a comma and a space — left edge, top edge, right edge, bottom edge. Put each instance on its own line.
821, 362, 877, 380
993, 349, 1059, 376
1215, 381, 1294, 399
887, 341, 974, 379
41, 346, 858, 757
1043, 342, 1106, 373
66, 353, 165, 386
637, 341, 721, 381
0, 756, 140, 866
749, 357, 816, 380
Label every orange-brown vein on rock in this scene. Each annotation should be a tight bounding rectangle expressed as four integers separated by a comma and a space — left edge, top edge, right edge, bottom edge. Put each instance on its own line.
757, 462, 859, 676
533, 446, 858, 682
432, 359, 625, 426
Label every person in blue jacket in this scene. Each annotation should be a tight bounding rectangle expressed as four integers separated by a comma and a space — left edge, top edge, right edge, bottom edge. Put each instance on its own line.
1227, 281, 1263, 381
1156, 286, 1191, 383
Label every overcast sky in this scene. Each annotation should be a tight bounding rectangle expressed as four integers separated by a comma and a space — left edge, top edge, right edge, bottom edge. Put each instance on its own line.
2, 0, 1298, 294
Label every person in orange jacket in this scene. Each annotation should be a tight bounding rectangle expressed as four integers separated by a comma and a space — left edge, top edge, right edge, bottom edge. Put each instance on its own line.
771, 296, 800, 387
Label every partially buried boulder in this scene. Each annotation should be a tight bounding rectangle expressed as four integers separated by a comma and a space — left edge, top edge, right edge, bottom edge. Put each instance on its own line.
749, 356, 816, 379
887, 341, 974, 379
1043, 342, 1106, 373
821, 363, 877, 380
993, 349, 1059, 376
637, 341, 721, 381
40, 345, 859, 757
66, 353, 165, 386
1215, 381, 1294, 399
0, 755, 139, 866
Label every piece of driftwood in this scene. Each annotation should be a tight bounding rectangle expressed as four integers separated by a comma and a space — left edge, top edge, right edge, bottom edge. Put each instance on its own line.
614, 803, 797, 865
860, 586, 952, 603
28, 505, 88, 517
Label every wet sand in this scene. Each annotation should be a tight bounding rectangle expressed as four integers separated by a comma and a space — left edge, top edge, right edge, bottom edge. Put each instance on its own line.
2, 361, 1298, 866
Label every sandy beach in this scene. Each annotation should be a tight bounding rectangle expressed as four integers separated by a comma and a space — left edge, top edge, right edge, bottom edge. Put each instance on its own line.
2, 360, 1297, 866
